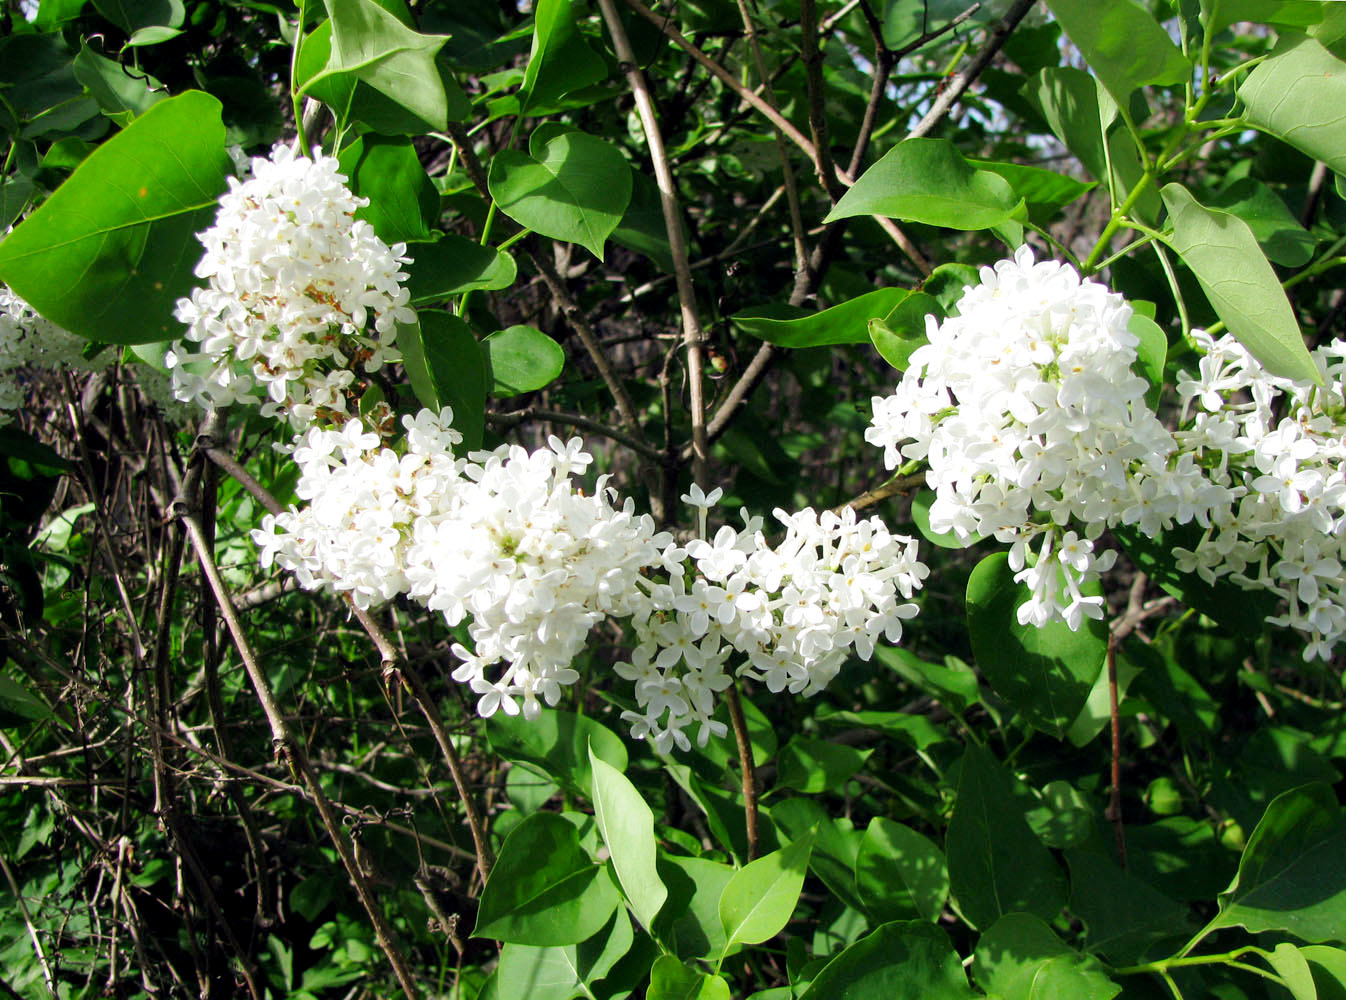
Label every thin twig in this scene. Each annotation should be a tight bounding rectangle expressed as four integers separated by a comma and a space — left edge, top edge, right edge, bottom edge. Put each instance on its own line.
724, 684, 759, 862
907, 0, 1036, 140
486, 407, 662, 461
598, 0, 711, 483
175, 506, 422, 999
800, 0, 846, 203
832, 472, 926, 514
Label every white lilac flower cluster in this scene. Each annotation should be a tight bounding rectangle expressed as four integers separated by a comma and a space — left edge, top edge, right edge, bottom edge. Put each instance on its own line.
251, 408, 675, 722
615, 487, 930, 754
0, 285, 189, 423
1172, 331, 1346, 660
167, 143, 416, 429
867, 247, 1227, 630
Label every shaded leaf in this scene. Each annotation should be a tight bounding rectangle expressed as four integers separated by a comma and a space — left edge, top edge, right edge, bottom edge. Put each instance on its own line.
496, 906, 633, 1000
72, 42, 167, 122
1066, 848, 1190, 962
338, 134, 439, 243
965, 552, 1108, 739
855, 818, 949, 923
648, 956, 731, 1000
799, 921, 977, 999
395, 311, 486, 450
776, 737, 871, 794
1207, 177, 1316, 268
868, 291, 938, 371
652, 855, 736, 961
1043, 0, 1189, 102
519, 0, 608, 114
487, 709, 627, 798
405, 234, 517, 303
946, 744, 1068, 930
973, 913, 1121, 1000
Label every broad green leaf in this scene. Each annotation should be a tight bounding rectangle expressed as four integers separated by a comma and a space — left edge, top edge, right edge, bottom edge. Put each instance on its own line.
518, 0, 608, 114
93, 0, 183, 34
588, 746, 667, 932
337, 134, 438, 243
1043, 0, 1189, 102
496, 906, 633, 1000
826, 138, 1021, 230
971, 159, 1096, 224
648, 956, 731, 1000
396, 311, 486, 451
920, 262, 979, 315
1130, 311, 1167, 410
1066, 849, 1190, 962
868, 291, 938, 371
1240, 36, 1346, 175
1112, 521, 1279, 639
488, 130, 632, 261
405, 234, 517, 304
1028, 68, 1159, 225
973, 913, 1121, 1000
771, 798, 867, 914
0, 176, 35, 233
1023, 781, 1095, 850
1064, 643, 1141, 748
653, 855, 736, 960
1202, 0, 1324, 35
0, 34, 101, 139
1212, 782, 1346, 943
799, 921, 977, 999
72, 42, 166, 122
301, 0, 451, 131
1268, 942, 1319, 1000
1207, 178, 1316, 268
776, 737, 871, 794
873, 644, 979, 713
474, 812, 621, 945
0, 673, 56, 723
965, 553, 1108, 739
126, 25, 183, 45
1161, 183, 1319, 383
487, 709, 627, 798
731, 287, 911, 348
1303, 945, 1346, 1000
946, 745, 1068, 930
612, 170, 675, 273
910, 488, 984, 550
814, 707, 950, 751
0, 91, 230, 344
482, 325, 565, 396
855, 818, 949, 923
718, 830, 814, 952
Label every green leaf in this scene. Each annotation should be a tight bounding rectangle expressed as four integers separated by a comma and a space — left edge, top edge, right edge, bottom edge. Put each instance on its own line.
731, 287, 911, 348
971, 159, 1097, 224
0, 176, 35, 233
648, 956, 731, 1000
815, 707, 950, 752
1206, 177, 1317, 268
973, 913, 1121, 1000
771, 798, 866, 914
300, 0, 452, 131
337, 134, 438, 243
518, 0, 608, 114
0, 91, 229, 344
496, 906, 633, 1000
1268, 942, 1319, 1000
1202, 0, 1325, 35
776, 737, 871, 794
855, 818, 949, 923
872, 644, 979, 713
487, 709, 627, 798
1160, 183, 1319, 383
1130, 311, 1167, 411
868, 291, 938, 371
1112, 521, 1279, 639
395, 311, 486, 451
1064, 643, 1142, 748
1303, 945, 1346, 1000
799, 921, 977, 999
588, 745, 667, 932
1042, 0, 1189, 102
1239, 35, 1346, 176
653, 854, 737, 960
93, 0, 183, 34
474, 812, 621, 945
1212, 782, 1346, 943
1065, 848, 1190, 962
0, 673, 56, 724
1023, 781, 1095, 850
946, 744, 1068, 930
488, 130, 632, 261
482, 325, 565, 396
405, 234, 517, 303
718, 830, 814, 952
965, 552, 1108, 739
612, 170, 675, 272
826, 138, 1021, 230
909, 488, 983, 550
72, 42, 167, 122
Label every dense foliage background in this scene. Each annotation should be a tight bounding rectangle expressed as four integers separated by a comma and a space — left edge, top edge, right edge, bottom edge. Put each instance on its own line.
1, 0, 1345, 997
